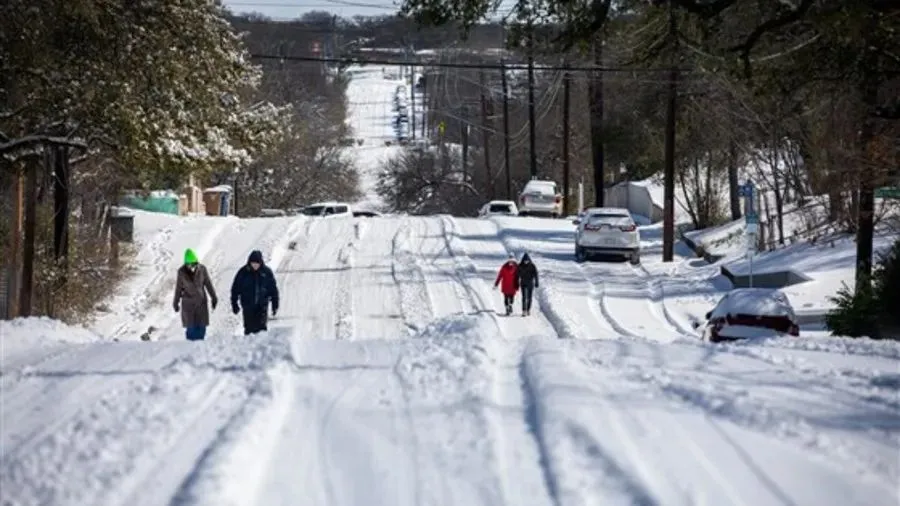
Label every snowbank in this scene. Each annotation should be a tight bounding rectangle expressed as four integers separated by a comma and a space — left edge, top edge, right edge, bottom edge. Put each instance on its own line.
0, 317, 99, 373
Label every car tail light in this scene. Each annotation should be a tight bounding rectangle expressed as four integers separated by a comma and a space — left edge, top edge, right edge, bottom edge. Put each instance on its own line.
619, 224, 636, 232
555, 195, 562, 204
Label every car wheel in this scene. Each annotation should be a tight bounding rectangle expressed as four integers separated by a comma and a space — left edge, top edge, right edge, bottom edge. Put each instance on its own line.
575, 246, 586, 263
629, 253, 640, 265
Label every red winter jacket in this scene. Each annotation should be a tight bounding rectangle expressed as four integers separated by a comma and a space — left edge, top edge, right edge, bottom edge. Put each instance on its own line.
494, 261, 519, 295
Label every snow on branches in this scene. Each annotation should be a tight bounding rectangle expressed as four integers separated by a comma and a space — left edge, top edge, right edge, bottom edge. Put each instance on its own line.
0, 0, 287, 179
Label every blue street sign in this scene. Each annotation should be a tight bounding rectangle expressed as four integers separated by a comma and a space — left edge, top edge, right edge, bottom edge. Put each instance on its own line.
738, 183, 755, 197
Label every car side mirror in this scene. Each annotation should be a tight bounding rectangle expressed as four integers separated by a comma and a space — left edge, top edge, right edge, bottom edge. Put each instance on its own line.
572, 219, 580, 225
704, 311, 712, 320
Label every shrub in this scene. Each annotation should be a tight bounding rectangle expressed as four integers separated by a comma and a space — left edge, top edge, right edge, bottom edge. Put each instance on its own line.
826, 238, 900, 339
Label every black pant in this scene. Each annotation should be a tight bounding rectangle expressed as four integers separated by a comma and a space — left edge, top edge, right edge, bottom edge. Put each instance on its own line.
242, 306, 268, 335
521, 285, 534, 312
503, 294, 514, 310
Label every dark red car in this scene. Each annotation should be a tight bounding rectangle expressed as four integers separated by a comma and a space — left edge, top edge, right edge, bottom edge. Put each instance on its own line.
701, 288, 800, 343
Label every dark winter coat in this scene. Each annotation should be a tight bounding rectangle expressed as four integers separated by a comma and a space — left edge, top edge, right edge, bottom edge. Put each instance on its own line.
517, 254, 539, 288
494, 261, 519, 295
173, 264, 218, 328
231, 250, 280, 313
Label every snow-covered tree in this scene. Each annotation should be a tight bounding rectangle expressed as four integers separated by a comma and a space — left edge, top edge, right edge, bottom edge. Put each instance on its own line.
0, 0, 286, 186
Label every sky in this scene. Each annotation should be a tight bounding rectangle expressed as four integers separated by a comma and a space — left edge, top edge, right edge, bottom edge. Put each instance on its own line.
222, 0, 402, 19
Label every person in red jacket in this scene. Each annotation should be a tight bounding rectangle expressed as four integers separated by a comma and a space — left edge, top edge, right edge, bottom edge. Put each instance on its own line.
494, 253, 519, 316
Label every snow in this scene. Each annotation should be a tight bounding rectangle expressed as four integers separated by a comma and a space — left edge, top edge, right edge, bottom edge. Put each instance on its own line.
344, 65, 424, 212
711, 288, 797, 319
3, 89, 900, 505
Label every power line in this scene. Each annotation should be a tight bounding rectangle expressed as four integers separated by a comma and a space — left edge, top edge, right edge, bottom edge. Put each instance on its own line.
249, 53, 691, 72
227, 0, 398, 10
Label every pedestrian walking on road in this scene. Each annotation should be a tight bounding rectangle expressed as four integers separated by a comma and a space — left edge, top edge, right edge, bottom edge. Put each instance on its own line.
173, 248, 218, 341
231, 249, 280, 335
517, 253, 539, 316
494, 253, 519, 316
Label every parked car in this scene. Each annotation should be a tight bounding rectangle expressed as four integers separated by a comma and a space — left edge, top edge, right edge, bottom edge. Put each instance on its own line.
572, 207, 640, 264
300, 201, 352, 217
698, 287, 800, 342
518, 179, 563, 217
478, 200, 519, 217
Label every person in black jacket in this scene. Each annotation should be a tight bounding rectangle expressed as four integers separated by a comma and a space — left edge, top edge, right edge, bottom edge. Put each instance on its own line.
517, 252, 539, 316
230, 250, 280, 335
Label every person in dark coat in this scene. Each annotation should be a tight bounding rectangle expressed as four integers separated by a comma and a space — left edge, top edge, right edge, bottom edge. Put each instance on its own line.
173, 248, 218, 341
517, 252, 539, 316
230, 250, 280, 335
493, 253, 519, 316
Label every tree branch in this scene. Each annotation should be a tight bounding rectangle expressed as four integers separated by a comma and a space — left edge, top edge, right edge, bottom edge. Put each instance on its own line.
727, 0, 816, 76
669, 0, 738, 19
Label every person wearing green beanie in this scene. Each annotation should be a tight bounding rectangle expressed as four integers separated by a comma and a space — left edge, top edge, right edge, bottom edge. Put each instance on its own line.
173, 248, 218, 341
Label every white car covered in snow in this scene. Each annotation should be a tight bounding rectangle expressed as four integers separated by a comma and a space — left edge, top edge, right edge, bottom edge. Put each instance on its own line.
300, 201, 352, 217
573, 207, 640, 264
699, 287, 800, 342
517, 179, 563, 218
478, 200, 519, 217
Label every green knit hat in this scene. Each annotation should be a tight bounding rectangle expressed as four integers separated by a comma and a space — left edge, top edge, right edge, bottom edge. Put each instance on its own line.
184, 248, 199, 265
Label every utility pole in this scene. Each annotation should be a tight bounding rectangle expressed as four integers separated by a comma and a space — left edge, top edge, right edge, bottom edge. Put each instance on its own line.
590, 37, 605, 207
461, 122, 470, 180
562, 66, 571, 216
479, 69, 495, 199
421, 69, 427, 139
500, 60, 512, 198
662, 0, 679, 262
527, 28, 537, 179
408, 46, 416, 141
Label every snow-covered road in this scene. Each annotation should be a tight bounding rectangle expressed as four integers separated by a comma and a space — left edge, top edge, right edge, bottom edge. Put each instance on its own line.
2, 213, 899, 506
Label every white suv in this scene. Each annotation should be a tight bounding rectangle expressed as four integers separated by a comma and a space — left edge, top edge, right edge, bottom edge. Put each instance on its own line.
573, 207, 640, 264
518, 179, 563, 218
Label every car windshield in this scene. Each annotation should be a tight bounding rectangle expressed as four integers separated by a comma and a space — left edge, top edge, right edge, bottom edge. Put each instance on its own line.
588, 213, 630, 224
525, 183, 555, 194
302, 205, 326, 216
489, 204, 513, 213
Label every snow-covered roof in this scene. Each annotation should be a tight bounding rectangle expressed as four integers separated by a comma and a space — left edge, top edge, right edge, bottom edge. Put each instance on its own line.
487, 200, 516, 206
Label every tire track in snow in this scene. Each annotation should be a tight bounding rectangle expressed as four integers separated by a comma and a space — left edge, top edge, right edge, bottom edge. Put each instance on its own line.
576, 349, 900, 498
3, 333, 299, 506
437, 215, 490, 314
486, 217, 621, 339
390, 218, 435, 335
517, 341, 661, 506
440, 218, 565, 505
0, 343, 196, 463
580, 262, 690, 342
333, 220, 364, 340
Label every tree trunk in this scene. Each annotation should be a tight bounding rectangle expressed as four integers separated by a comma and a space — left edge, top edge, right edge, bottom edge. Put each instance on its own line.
727, 140, 742, 220
20, 162, 37, 317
